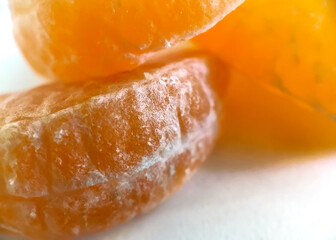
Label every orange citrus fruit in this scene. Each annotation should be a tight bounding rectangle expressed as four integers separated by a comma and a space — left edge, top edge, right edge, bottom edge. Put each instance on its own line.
9, 0, 243, 82
221, 70, 336, 151
195, 0, 336, 117
0, 51, 222, 239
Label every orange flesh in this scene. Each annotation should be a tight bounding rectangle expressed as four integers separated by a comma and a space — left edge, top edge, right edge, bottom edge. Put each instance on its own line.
9, 0, 243, 82
0, 52, 222, 239
222, 70, 336, 151
195, 0, 336, 117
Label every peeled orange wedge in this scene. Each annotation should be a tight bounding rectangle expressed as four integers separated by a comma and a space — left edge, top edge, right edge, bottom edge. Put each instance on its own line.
0, 50, 223, 239
9, 0, 243, 82
195, 0, 336, 117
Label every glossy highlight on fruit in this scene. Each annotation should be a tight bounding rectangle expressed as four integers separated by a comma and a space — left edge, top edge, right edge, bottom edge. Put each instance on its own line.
9, 0, 243, 82
195, 0, 336, 117
0, 51, 222, 239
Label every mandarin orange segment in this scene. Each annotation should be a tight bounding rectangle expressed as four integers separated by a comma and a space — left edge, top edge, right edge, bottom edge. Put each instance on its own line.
0, 51, 223, 239
194, 0, 336, 117
9, 0, 243, 82
221, 69, 336, 151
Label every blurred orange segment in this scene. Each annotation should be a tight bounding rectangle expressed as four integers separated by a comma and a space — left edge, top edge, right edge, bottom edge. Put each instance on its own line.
221, 70, 336, 151
195, 0, 336, 117
9, 0, 243, 82
0, 51, 222, 239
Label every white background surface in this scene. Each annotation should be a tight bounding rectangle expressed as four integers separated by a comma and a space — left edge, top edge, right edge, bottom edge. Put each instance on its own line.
1, 1, 336, 240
